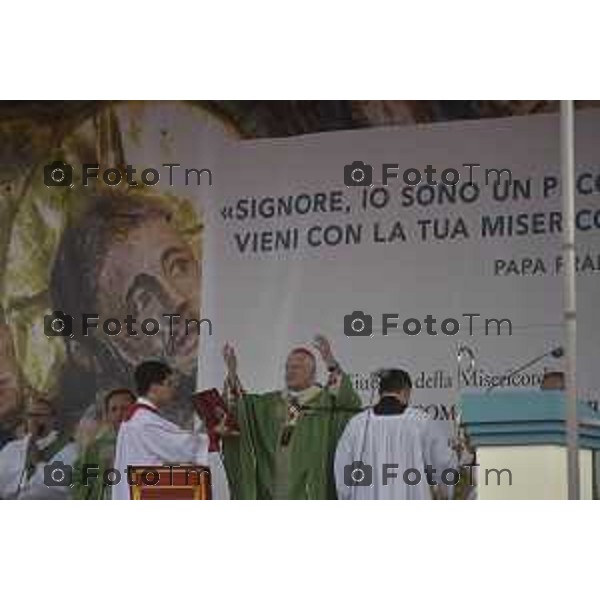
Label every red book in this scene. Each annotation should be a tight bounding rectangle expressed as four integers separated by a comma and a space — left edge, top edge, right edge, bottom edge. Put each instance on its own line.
191, 388, 240, 452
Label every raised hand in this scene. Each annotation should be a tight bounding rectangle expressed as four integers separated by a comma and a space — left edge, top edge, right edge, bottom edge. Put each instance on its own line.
222, 343, 238, 378
312, 334, 336, 369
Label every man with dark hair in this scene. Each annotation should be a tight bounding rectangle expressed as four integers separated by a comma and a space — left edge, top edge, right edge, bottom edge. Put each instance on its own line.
73, 388, 135, 499
334, 368, 457, 500
375, 369, 413, 414
134, 361, 174, 398
112, 361, 227, 499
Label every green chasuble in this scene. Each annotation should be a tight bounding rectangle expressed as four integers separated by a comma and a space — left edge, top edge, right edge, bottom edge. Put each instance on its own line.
223, 373, 361, 500
73, 426, 117, 500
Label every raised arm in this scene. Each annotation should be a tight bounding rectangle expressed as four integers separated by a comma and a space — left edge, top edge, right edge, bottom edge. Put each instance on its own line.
220, 343, 257, 498
313, 334, 339, 373
140, 417, 209, 465
222, 343, 246, 404
313, 334, 361, 410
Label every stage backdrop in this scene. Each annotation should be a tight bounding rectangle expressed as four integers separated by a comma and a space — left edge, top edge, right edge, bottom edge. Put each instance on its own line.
199, 110, 600, 421
0, 101, 234, 435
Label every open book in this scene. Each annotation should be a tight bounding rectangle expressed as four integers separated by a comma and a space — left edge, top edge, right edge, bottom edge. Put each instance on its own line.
191, 388, 240, 451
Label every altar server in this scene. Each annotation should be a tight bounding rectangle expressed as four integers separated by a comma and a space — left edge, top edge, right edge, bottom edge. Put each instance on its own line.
334, 368, 457, 500
112, 360, 228, 500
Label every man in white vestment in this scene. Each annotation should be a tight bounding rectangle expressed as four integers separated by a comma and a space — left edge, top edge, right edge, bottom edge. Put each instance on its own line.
0, 395, 77, 500
112, 360, 229, 500
334, 369, 458, 500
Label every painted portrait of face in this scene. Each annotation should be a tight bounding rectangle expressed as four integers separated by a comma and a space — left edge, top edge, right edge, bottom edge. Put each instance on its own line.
0, 102, 239, 437
48, 192, 202, 427
96, 205, 201, 376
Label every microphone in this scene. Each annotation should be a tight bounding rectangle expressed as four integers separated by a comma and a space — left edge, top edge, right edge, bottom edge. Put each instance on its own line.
486, 346, 564, 394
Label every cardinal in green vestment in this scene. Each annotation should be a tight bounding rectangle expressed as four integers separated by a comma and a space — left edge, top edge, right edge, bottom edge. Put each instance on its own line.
221, 335, 361, 500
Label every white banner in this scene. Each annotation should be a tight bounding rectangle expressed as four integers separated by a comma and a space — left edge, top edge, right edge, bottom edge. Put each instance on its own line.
199, 110, 600, 419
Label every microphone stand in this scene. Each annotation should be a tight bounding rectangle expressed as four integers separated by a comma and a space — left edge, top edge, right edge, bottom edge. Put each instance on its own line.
486, 347, 564, 394
451, 344, 477, 500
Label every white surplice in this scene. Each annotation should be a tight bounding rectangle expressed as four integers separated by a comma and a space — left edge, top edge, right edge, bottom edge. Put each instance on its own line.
112, 398, 229, 500
0, 431, 78, 500
334, 406, 457, 500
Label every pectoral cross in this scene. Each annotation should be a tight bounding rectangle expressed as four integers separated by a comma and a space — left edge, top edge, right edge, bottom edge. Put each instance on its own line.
280, 398, 302, 447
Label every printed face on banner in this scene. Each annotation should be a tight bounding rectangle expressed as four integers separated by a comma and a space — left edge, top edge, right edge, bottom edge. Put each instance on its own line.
0, 101, 233, 437
96, 209, 201, 375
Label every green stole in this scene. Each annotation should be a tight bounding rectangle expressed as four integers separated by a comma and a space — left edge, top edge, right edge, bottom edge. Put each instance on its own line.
73, 427, 117, 500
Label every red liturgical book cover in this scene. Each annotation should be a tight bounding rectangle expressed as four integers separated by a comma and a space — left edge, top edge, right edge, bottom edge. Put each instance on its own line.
191, 388, 240, 451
